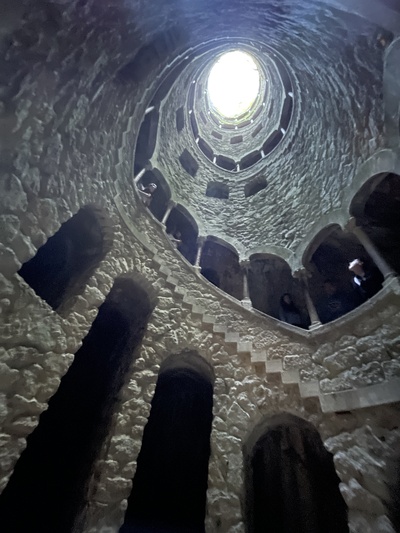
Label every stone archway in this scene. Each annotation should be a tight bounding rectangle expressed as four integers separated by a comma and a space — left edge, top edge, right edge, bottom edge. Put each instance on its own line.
0, 276, 155, 533
200, 237, 243, 299
18, 205, 113, 313
350, 172, 400, 275
243, 413, 348, 533
120, 350, 214, 533
248, 253, 308, 327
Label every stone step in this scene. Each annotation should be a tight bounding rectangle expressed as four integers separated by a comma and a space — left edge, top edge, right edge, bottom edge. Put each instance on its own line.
281, 369, 300, 384
299, 381, 320, 398
265, 359, 283, 373
250, 350, 267, 363
237, 341, 253, 354
224, 332, 241, 344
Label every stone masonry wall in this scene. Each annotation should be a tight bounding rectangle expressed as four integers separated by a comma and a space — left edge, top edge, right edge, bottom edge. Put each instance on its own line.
0, 2, 400, 533
155, 6, 387, 257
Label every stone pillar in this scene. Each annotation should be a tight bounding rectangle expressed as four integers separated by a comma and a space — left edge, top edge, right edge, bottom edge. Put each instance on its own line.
194, 237, 206, 272
240, 260, 252, 309
346, 217, 397, 281
161, 200, 176, 225
134, 168, 146, 184
294, 268, 322, 330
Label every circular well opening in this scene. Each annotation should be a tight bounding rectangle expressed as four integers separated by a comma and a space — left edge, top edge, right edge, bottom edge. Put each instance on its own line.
207, 50, 261, 119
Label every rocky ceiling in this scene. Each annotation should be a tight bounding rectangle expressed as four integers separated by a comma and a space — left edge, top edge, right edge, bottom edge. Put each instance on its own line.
2, 0, 398, 260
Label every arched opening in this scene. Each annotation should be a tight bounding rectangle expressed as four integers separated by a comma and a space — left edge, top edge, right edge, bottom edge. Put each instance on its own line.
165, 205, 198, 264
18, 205, 113, 312
350, 172, 400, 274
179, 148, 199, 177
248, 254, 309, 328
0, 277, 155, 533
243, 414, 348, 533
304, 226, 382, 324
138, 168, 171, 221
135, 108, 160, 168
200, 238, 243, 299
120, 350, 214, 533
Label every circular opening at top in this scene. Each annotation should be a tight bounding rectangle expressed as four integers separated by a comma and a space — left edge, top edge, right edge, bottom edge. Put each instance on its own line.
207, 50, 261, 119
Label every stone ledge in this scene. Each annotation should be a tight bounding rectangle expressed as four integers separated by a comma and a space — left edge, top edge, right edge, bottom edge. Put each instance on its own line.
250, 350, 266, 363
299, 381, 320, 398
318, 378, 400, 413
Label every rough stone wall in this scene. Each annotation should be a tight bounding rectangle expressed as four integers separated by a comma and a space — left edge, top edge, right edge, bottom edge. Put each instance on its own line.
325, 410, 400, 533
155, 6, 387, 257
282, 291, 400, 392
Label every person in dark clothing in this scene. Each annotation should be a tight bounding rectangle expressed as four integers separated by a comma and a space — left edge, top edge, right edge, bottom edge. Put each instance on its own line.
318, 280, 357, 324
138, 182, 157, 206
348, 258, 384, 301
278, 293, 304, 328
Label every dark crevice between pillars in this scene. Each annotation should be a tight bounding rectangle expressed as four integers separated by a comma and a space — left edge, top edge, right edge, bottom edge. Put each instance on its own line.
18, 205, 113, 313
244, 414, 349, 533
120, 353, 214, 533
0, 277, 155, 533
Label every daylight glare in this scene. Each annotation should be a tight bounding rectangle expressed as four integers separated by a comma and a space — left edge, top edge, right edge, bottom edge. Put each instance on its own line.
207, 51, 260, 118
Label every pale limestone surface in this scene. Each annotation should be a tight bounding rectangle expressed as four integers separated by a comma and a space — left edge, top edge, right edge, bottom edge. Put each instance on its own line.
0, 1, 399, 532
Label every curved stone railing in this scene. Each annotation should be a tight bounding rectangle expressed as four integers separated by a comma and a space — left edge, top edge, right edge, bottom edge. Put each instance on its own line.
114, 191, 400, 414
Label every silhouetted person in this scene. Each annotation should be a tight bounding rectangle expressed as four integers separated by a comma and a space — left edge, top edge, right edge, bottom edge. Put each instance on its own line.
279, 293, 304, 328
318, 280, 357, 323
168, 230, 182, 249
348, 258, 384, 301
138, 182, 157, 206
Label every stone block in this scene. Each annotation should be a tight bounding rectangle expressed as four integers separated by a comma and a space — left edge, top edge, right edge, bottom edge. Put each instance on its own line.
341, 478, 385, 515
323, 347, 359, 376
382, 360, 400, 379
283, 354, 311, 370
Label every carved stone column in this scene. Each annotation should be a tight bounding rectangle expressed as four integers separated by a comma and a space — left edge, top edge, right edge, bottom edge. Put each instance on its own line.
240, 260, 252, 309
161, 200, 176, 225
294, 268, 322, 330
345, 217, 397, 282
133, 168, 146, 184
194, 237, 206, 271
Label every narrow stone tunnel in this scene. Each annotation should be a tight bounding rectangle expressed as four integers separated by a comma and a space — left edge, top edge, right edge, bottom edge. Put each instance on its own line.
0, 1, 400, 533
0, 278, 154, 533
121, 358, 214, 533
244, 415, 349, 533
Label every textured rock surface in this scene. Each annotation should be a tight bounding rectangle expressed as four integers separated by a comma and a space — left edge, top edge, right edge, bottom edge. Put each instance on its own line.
0, 0, 399, 532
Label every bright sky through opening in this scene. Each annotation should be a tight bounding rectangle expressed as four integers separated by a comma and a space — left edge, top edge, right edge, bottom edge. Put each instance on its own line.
207, 51, 260, 118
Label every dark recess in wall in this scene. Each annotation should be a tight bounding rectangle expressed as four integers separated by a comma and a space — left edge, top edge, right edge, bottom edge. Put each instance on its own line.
215, 154, 236, 171
18, 206, 111, 312
244, 414, 349, 533
262, 129, 283, 154
230, 134, 243, 144
211, 130, 223, 139
121, 366, 213, 533
176, 106, 185, 132
198, 137, 214, 160
240, 150, 262, 170
0, 278, 154, 533
206, 181, 229, 199
251, 123, 263, 138
179, 148, 199, 177
140, 169, 170, 221
244, 176, 267, 197
135, 109, 160, 167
